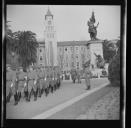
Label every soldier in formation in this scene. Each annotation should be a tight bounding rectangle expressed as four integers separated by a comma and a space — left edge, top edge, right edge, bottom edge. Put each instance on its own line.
17, 67, 27, 102
76, 69, 81, 83
27, 66, 38, 101
6, 65, 62, 105
71, 69, 77, 83
6, 66, 19, 105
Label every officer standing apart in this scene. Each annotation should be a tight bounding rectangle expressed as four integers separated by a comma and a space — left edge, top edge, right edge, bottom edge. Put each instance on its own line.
84, 60, 91, 90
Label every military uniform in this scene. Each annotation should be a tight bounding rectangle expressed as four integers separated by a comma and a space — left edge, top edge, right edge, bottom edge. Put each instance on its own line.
23, 73, 28, 101
77, 70, 81, 83
71, 70, 77, 83
6, 68, 14, 103
54, 71, 57, 91
85, 67, 91, 90
37, 68, 43, 97
17, 69, 26, 101
6, 68, 19, 105
27, 67, 38, 101
42, 68, 49, 96
45, 74, 50, 96
57, 71, 61, 89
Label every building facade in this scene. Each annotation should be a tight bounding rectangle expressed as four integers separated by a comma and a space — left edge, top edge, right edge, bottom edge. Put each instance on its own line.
57, 41, 90, 73
37, 8, 104, 74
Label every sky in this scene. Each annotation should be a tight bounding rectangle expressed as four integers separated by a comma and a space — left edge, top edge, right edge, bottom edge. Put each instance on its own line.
7, 5, 120, 42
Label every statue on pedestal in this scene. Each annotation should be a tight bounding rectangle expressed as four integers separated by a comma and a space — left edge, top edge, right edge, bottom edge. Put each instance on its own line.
94, 53, 105, 68
87, 11, 99, 40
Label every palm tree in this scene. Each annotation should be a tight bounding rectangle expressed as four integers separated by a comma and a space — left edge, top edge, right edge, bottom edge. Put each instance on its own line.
6, 21, 14, 53
14, 31, 38, 71
6, 21, 19, 66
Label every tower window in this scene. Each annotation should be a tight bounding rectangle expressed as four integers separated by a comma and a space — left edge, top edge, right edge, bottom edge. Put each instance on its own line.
65, 48, 67, 51
76, 55, 78, 58
40, 56, 42, 60
48, 21, 51, 25
77, 62, 79, 66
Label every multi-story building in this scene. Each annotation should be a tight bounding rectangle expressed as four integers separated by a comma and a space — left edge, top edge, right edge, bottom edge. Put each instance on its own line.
57, 41, 90, 73
37, 8, 104, 75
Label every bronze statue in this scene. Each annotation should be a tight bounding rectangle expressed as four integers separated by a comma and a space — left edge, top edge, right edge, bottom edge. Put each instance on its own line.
87, 11, 99, 40
94, 53, 105, 68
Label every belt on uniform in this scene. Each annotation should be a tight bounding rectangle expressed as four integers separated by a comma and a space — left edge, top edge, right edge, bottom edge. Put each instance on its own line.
18, 79, 25, 81
28, 79, 34, 81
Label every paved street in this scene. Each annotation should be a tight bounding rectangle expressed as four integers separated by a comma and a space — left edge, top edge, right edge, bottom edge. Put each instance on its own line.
76, 86, 120, 120
48, 85, 119, 119
6, 78, 109, 119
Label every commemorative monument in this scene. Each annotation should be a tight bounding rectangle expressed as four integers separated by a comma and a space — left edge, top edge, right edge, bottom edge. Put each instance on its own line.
87, 11, 104, 71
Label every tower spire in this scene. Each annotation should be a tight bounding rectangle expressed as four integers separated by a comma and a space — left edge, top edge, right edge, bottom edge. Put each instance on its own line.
45, 6, 53, 20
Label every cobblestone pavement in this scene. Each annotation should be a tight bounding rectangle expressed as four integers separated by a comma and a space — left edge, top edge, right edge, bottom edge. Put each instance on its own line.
76, 86, 120, 120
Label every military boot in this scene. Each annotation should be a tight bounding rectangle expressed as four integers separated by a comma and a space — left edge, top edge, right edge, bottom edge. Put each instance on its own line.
25, 91, 28, 101
6, 92, 12, 103
14, 93, 18, 105
18, 92, 21, 102
34, 91, 37, 101
28, 92, 31, 102
38, 89, 41, 97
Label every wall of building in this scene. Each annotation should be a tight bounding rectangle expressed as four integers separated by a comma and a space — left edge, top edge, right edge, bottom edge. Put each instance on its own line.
57, 41, 90, 73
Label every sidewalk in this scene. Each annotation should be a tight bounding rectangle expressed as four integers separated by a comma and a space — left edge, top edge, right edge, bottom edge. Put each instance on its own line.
6, 78, 109, 119
76, 86, 120, 120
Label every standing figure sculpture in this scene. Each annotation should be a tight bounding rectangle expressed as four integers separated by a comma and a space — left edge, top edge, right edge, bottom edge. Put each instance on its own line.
87, 11, 99, 40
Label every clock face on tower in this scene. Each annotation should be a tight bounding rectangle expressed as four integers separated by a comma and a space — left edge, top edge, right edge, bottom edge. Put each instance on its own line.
48, 20, 51, 25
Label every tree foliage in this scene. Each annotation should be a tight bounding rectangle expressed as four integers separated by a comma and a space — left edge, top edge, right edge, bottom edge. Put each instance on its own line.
103, 40, 116, 63
108, 40, 120, 85
14, 31, 38, 70
6, 22, 38, 70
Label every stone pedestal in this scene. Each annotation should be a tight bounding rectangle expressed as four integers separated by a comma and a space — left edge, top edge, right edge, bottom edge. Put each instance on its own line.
87, 40, 104, 71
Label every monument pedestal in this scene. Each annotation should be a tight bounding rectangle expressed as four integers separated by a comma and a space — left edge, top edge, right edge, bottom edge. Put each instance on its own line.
87, 40, 104, 72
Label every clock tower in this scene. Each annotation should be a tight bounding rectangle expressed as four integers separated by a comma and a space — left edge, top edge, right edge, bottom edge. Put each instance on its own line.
44, 7, 57, 66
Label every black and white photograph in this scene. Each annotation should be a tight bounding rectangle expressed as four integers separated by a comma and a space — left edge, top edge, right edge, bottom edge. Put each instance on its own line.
3, 2, 126, 124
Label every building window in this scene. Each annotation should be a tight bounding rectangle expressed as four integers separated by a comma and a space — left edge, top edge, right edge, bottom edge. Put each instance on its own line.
72, 54, 73, 58
77, 62, 79, 66
48, 20, 51, 25
72, 62, 74, 67
40, 56, 42, 60
65, 48, 67, 51
76, 55, 78, 59
76, 47, 78, 50
40, 49, 42, 52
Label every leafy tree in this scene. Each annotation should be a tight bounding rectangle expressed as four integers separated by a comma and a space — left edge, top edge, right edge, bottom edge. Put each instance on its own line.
14, 31, 38, 71
6, 21, 15, 53
103, 40, 116, 63
108, 40, 120, 85
6, 21, 20, 66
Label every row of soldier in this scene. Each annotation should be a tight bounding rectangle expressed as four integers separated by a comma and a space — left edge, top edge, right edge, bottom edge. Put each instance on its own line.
70, 62, 91, 90
6, 66, 62, 105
